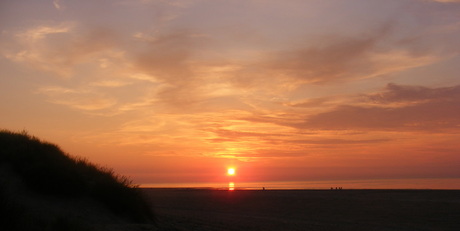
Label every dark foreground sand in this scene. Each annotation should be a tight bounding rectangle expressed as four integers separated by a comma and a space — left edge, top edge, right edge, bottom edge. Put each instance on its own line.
142, 189, 460, 231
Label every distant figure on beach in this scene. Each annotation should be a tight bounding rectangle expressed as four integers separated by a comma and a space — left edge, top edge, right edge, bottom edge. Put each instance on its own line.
263, 187, 266, 190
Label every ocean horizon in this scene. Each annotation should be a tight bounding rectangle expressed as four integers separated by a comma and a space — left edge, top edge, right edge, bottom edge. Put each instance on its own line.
140, 178, 460, 190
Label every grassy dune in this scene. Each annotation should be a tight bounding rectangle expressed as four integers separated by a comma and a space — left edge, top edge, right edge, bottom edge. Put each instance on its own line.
0, 130, 154, 231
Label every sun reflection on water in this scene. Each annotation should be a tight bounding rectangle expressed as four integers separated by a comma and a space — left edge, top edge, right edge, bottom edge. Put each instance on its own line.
228, 182, 235, 191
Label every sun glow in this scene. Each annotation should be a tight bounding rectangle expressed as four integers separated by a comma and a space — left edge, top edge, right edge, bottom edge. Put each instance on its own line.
227, 167, 236, 176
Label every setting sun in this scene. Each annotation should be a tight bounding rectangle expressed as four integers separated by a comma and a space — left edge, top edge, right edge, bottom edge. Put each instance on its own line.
227, 168, 236, 176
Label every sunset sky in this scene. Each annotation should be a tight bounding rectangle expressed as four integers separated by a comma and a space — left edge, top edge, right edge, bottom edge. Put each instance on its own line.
1, 0, 460, 185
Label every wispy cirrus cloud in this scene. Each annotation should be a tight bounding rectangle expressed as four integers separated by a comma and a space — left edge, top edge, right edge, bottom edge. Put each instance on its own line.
53, 0, 65, 11
132, 30, 237, 107
38, 86, 117, 112
235, 25, 441, 86
3, 23, 117, 78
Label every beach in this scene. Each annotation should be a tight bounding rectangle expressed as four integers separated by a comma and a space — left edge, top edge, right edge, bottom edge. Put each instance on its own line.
143, 189, 460, 231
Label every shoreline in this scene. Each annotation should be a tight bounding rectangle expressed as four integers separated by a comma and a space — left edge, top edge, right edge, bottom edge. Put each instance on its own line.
139, 178, 460, 190
140, 187, 460, 191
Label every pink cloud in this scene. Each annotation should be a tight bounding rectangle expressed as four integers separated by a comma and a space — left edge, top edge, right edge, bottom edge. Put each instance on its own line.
303, 84, 460, 131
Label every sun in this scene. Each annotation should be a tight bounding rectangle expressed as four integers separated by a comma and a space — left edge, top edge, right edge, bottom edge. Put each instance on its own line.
227, 168, 236, 176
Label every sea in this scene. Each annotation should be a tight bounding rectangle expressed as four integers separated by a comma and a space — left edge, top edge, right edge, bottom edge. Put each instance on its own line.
141, 178, 460, 190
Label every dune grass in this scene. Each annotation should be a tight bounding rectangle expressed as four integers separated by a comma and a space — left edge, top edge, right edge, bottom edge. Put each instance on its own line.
0, 129, 154, 226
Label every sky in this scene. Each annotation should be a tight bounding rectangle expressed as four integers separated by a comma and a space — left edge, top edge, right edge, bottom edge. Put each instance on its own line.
1, 0, 460, 185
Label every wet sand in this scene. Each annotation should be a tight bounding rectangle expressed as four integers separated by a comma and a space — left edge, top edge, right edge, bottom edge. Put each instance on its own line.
143, 189, 460, 231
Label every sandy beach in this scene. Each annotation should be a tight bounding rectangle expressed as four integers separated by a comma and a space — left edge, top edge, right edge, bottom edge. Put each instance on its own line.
143, 189, 460, 231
